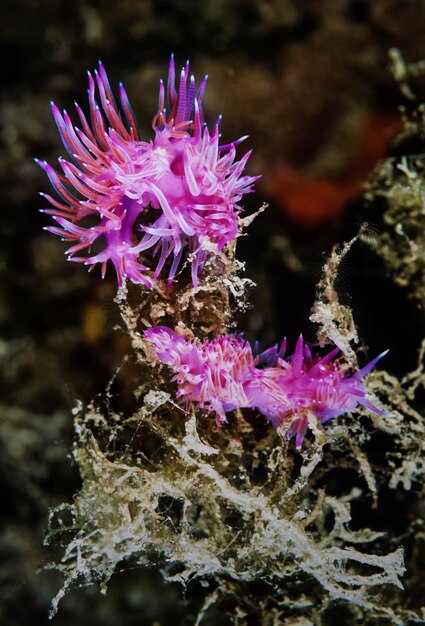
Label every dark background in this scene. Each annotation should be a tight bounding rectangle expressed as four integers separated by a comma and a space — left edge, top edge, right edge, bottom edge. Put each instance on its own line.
1, 1, 425, 624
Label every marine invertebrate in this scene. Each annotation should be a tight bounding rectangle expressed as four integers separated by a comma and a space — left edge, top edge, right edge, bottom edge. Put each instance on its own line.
366, 140, 425, 305
262, 335, 387, 447
145, 326, 386, 447
144, 326, 255, 425
36, 57, 257, 287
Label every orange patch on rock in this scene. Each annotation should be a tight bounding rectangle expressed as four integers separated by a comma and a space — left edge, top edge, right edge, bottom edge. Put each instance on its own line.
265, 111, 401, 228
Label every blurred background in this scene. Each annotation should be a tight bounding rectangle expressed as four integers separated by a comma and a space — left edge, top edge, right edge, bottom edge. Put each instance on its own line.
1, 1, 425, 624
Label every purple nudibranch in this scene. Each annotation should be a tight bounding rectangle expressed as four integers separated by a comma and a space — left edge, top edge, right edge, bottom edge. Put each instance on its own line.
37, 56, 258, 287
145, 326, 387, 448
